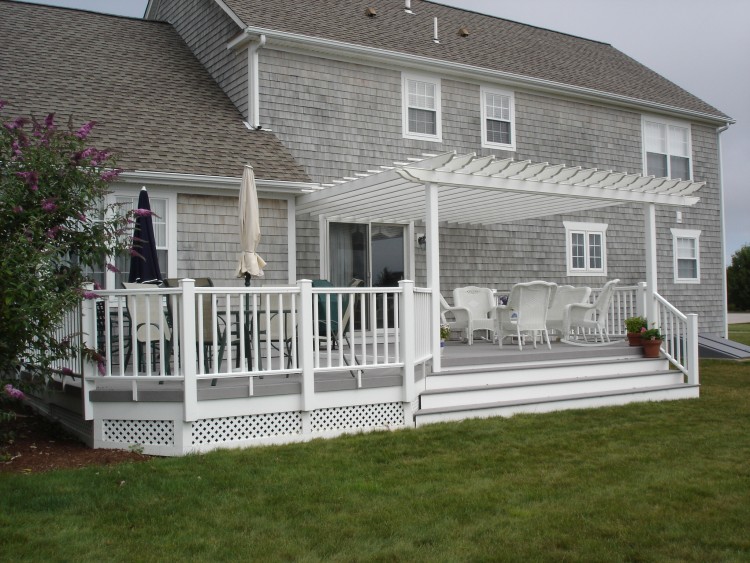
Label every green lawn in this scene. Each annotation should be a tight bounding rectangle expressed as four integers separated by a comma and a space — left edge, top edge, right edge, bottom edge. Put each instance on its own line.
1, 360, 749, 562
729, 322, 750, 347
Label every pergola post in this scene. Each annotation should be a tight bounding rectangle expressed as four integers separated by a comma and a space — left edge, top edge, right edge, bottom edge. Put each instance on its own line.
644, 203, 658, 326
425, 183, 441, 372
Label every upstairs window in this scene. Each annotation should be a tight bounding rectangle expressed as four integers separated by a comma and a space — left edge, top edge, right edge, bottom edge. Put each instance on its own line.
402, 73, 442, 142
564, 221, 608, 276
643, 116, 692, 180
481, 87, 515, 150
671, 228, 701, 283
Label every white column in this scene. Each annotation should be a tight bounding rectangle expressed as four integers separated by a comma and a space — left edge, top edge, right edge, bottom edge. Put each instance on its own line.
425, 183, 441, 372
287, 197, 297, 284
81, 283, 97, 420
298, 279, 315, 412
644, 203, 658, 326
399, 280, 415, 404
180, 278, 198, 422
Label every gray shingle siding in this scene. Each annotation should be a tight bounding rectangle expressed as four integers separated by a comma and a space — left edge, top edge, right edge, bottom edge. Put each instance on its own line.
150, 0, 249, 117
178, 195, 290, 286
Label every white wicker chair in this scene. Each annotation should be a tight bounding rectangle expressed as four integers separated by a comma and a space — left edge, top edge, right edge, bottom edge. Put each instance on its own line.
546, 285, 592, 339
452, 286, 495, 345
563, 279, 620, 344
440, 294, 470, 340
495, 281, 557, 351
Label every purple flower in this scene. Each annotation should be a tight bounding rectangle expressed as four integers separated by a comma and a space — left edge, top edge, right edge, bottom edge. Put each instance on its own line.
75, 120, 96, 139
100, 168, 122, 182
4, 116, 29, 131
41, 199, 57, 213
132, 208, 153, 217
4, 384, 25, 400
13, 205, 23, 214
97, 360, 106, 376
81, 290, 99, 300
0, 99, 6, 111
61, 367, 74, 376
46, 226, 62, 239
16, 170, 39, 191
106, 263, 120, 273
44, 113, 56, 130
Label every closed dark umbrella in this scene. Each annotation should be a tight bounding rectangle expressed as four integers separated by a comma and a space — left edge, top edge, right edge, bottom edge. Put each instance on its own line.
129, 187, 163, 284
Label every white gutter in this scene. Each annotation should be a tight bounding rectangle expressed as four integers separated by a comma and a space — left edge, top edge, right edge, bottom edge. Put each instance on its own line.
238, 26, 733, 126
119, 170, 317, 195
717, 124, 730, 338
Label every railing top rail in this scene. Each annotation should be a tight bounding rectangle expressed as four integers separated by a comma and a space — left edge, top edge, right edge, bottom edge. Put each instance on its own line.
313, 286, 402, 295
654, 292, 688, 321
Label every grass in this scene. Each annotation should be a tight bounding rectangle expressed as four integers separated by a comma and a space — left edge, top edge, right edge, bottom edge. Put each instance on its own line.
1, 360, 749, 562
729, 322, 750, 346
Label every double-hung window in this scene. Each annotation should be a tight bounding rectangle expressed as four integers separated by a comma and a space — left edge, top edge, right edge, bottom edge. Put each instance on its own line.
564, 222, 608, 276
402, 73, 442, 142
92, 190, 175, 289
671, 228, 701, 283
481, 86, 515, 150
643, 116, 692, 180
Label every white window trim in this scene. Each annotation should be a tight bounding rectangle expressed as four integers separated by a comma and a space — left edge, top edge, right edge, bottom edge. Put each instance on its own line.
671, 228, 701, 284
106, 186, 177, 288
641, 114, 693, 180
480, 86, 516, 151
401, 72, 442, 142
563, 221, 608, 277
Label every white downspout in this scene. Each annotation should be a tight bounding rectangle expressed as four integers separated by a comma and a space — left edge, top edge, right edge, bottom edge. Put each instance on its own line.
716, 124, 730, 338
247, 34, 266, 129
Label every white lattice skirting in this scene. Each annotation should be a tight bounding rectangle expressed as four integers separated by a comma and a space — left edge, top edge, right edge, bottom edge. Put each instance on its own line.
103, 419, 175, 447
100, 402, 407, 455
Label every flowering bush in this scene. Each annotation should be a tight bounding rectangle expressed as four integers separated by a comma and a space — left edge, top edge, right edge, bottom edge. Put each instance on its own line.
0, 100, 134, 381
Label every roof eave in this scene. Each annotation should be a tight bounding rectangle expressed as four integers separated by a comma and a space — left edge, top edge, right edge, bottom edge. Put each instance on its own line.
119, 170, 317, 196
239, 26, 732, 126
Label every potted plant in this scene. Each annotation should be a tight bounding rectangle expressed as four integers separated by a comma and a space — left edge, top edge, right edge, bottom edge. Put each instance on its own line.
624, 316, 647, 346
440, 323, 451, 354
640, 325, 663, 358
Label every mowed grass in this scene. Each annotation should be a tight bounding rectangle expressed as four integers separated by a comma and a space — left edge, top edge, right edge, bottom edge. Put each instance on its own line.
1, 360, 749, 562
729, 322, 750, 346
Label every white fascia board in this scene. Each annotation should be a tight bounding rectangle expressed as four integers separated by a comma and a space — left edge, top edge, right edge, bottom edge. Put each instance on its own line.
242, 27, 732, 126
396, 168, 701, 207
213, 0, 247, 29
119, 170, 316, 196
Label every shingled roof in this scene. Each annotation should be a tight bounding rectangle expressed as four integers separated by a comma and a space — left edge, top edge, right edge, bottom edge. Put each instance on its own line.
0, 1, 309, 182
222, 0, 728, 121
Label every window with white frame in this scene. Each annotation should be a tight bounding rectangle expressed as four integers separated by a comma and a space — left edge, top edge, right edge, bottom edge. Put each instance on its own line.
643, 116, 692, 180
481, 86, 515, 150
564, 221, 608, 276
402, 73, 442, 142
671, 228, 700, 283
93, 190, 175, 288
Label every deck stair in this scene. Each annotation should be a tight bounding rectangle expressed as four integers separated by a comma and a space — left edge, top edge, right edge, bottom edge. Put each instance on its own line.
415, 344, 699, 426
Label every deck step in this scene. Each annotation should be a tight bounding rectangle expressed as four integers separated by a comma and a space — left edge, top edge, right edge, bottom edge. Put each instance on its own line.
415, 383, 700, 426
426, 356, 668, 390
420, 370, 683, 410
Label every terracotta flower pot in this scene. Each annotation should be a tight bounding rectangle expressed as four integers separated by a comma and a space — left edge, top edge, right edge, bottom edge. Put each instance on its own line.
627, 332, 643, 346
642, 339, 662, 358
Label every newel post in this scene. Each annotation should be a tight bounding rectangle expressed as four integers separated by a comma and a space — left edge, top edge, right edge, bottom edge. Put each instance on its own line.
687, 313, 700, 386
81, 283, 97, 420
399, 280, 416, 405
637, 282, 648, 319
180, 278, 198, 421
298, 279, 315, 413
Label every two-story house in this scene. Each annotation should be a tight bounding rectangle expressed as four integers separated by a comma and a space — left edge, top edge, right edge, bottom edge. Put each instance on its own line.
0, 0, 733, 454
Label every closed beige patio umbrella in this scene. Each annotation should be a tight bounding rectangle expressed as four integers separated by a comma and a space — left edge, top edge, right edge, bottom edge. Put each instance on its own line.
236, 164, 266, 285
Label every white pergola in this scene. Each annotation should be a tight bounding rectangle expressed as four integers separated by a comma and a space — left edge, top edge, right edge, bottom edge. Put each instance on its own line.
296, 152, 704, 370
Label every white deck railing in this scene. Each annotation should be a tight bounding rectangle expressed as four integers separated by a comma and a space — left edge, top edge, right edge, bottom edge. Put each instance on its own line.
654, 292, 699, 384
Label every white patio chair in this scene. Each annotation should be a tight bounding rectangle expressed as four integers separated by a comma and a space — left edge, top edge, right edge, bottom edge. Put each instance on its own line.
495, 281, 557, 351
439, 294, 470, 340
562, 279, 620, 344
546, 285, 592, 339
452, 286, 496, 345
122, 282, 172, 374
